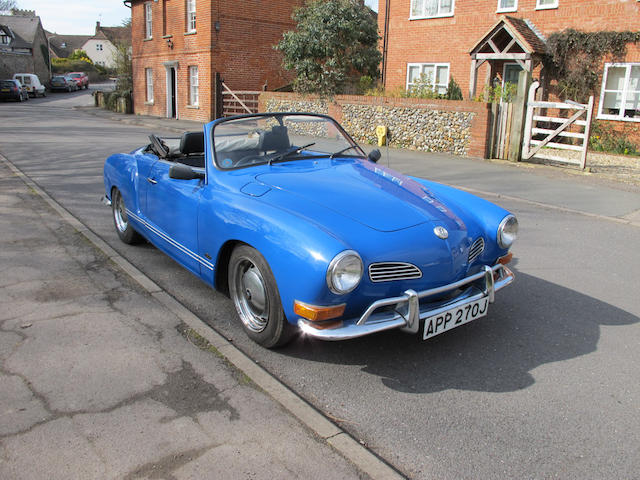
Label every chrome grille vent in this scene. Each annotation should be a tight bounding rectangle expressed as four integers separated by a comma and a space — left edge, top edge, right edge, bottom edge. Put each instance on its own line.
468, 237, 485, 263
368, 262, 422, 283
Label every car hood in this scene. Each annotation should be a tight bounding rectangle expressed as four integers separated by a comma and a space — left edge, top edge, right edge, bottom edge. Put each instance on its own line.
255, 160, 466, 233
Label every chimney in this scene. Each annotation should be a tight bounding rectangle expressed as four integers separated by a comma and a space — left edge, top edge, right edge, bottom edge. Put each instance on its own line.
95, 21, 100, 35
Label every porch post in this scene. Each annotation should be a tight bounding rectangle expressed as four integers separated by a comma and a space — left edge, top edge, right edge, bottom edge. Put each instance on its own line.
469, 57, 477, 100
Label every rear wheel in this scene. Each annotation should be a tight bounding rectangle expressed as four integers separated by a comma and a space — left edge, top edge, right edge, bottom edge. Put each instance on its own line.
229, 245, 295, 348
111, 188, 143, 244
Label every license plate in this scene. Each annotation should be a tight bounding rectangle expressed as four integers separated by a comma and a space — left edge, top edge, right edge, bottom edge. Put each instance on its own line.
1, 88, 9, 92
423, 297, 489, 340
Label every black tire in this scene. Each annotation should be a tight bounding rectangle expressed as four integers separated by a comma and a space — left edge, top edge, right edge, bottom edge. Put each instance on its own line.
111, 188, 144, 245
229, 245, 296, 348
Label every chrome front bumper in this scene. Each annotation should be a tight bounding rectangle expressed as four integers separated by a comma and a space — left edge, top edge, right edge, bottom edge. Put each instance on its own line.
297, 264, 514, 340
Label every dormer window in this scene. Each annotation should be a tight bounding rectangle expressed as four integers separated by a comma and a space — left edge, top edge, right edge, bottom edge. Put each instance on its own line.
0, 34, 9, 44
61, 42, 67, 48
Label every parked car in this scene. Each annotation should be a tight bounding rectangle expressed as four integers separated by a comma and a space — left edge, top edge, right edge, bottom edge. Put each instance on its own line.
103, 113, 518, 348
12, 73, 46, 97
67, 71, 89, 89
50, 75, 78, 92
0, 79, 29, 102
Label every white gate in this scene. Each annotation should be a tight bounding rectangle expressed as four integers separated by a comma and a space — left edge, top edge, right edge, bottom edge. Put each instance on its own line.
522, 81, 594, 169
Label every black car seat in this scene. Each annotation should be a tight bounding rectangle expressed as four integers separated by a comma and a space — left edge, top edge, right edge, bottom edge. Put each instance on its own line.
178, 131, 205, 168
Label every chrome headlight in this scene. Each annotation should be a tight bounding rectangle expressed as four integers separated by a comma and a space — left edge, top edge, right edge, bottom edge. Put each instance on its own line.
326, 250, 363, 294
497, 215, 518, 249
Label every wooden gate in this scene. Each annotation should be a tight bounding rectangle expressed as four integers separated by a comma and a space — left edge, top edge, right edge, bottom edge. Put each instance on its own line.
221, 82, 260, 116
489, 99, 515, 160
521, 81, 594, 169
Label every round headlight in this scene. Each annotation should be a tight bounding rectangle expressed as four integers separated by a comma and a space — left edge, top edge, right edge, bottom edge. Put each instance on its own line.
497, 215, 518, 249
326, 250, 363, 294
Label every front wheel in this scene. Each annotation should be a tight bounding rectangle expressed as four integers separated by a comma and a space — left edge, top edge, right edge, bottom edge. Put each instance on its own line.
229, 245, 295, 348
111, 188, 143, 244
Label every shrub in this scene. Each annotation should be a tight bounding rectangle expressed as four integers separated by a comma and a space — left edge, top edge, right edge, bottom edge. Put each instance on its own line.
589, 121, 639, 156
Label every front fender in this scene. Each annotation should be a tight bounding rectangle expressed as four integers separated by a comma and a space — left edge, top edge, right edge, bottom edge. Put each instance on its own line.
199, 188, 351, 322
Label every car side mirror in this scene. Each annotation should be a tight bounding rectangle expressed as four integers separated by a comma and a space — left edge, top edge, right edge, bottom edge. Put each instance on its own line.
169, 163, 205, 180
368, 149, 381, 163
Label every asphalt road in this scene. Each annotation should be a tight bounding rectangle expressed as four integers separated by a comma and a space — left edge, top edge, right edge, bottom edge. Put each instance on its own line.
1, 91, 639, 479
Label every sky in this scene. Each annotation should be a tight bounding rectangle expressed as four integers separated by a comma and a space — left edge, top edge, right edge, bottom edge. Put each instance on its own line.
12, 0, 379, 36
13, 0, 132, 35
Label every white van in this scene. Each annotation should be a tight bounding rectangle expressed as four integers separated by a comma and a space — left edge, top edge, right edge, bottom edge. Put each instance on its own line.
12, 73, 46, 97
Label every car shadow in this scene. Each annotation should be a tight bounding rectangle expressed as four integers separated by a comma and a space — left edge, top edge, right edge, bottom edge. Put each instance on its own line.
281, 267, 639, 394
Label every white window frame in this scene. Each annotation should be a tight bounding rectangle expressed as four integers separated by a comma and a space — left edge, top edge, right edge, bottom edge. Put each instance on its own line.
0, 34, 9, 45
409, 0, 455, 20
497, 0, 517, 13
186, 0, 196, 32
96, 43, 103, 51
145, 68, 153, 103
535, 0, 558, 10
144, 2, 153, 39
406, 62, 450, 95
189, 66, 199, 106
597, 63, 640, 123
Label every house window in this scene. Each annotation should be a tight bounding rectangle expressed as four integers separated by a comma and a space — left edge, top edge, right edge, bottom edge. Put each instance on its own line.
536, 0, 558, 9
406, 63, 450, 95
146, 68, 153, 102
598, 63, 640, 122
189, 66, 199, 106
410, 0, 454, 19
0, 35, 9, 45
145, 2, 153, 38
186, 0, 196, 32
96, 43, 103, 51
497, 0, 517, 12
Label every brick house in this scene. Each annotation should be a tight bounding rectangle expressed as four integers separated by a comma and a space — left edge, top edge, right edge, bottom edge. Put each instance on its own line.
378, 0, 640, 138
126, 0, 304, 122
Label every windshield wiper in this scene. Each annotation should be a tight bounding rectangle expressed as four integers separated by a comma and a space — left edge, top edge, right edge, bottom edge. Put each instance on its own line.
268, 142, 316, 165
330, 145, 360, 159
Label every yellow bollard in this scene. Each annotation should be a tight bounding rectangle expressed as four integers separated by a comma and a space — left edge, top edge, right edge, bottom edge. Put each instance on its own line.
375, 125, 387, 147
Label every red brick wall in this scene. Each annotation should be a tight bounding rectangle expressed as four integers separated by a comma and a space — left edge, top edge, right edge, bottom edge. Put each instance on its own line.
378, 0, 640, 145
130, 0, 302, 122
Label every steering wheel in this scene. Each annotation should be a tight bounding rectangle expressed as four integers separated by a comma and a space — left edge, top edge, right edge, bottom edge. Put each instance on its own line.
234, 154, 264, 167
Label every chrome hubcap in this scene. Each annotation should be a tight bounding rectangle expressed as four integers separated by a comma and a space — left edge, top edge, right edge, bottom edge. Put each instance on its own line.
234, 259, 269, 333
114, 192, 128, 233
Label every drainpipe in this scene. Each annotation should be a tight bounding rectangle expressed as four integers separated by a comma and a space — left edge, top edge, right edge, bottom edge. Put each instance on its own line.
381, 0, 390, 88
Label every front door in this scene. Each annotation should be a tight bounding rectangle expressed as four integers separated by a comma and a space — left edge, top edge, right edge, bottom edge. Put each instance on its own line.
166, 67, 177, 118
503, 63, 523, 87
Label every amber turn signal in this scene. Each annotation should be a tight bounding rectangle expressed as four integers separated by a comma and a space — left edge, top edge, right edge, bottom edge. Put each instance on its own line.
294, 301, 346, 322
498, 252, 513, 265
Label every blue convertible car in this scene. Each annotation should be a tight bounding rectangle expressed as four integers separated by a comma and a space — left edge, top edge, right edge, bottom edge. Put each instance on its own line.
103, 113, 517, 348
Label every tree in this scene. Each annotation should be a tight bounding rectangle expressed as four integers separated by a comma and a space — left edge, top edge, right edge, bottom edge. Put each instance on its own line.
276, 0, 382, 96
0, 0, 17, 11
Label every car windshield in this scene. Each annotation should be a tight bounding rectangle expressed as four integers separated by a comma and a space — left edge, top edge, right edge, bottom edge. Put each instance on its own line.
1, 80, 14, 87
52, 76, 64, 81
211, 113, 363, 170
69, 73, 80, 78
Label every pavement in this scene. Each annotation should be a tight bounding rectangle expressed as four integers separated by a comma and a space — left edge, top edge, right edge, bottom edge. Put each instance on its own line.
2, 105, 639, 479
0, 158, 391, 478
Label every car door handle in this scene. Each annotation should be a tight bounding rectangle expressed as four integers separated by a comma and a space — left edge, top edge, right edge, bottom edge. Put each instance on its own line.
147, 177, 157, 184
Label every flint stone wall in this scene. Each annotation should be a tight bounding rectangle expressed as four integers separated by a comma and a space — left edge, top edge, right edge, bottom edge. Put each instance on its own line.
260, 92, 491, 158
